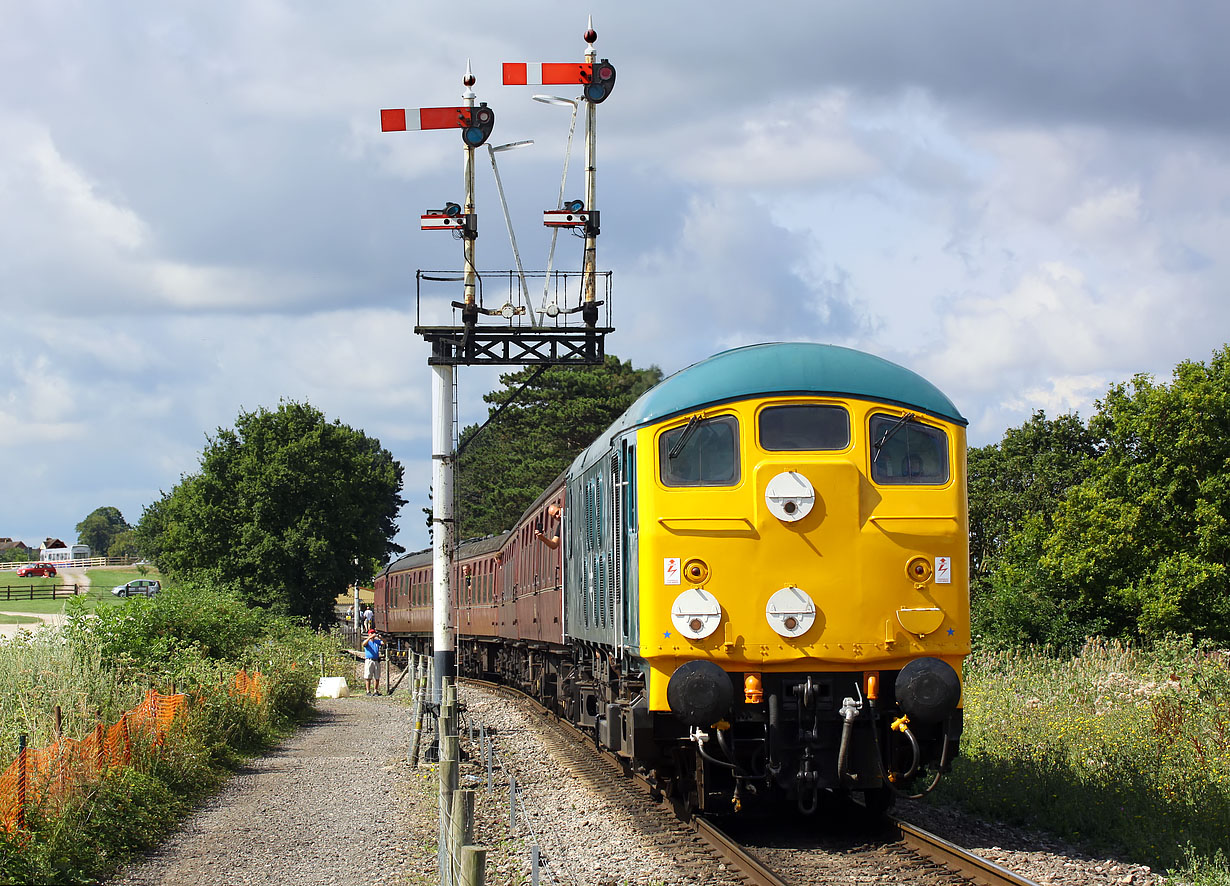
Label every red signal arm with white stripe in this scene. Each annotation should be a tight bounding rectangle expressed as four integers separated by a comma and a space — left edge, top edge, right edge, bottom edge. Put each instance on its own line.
421, 214, 470, 231
502, 62, 592, 86
380, 107, 470, 132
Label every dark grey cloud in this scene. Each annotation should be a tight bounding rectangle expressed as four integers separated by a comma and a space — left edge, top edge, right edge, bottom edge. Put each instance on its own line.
603, 3, 1230, 134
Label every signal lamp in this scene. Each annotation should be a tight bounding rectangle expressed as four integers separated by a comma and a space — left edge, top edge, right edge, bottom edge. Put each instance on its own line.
564, 198, 585, 213
584, 59, 616, 103
462, 103, 495, 147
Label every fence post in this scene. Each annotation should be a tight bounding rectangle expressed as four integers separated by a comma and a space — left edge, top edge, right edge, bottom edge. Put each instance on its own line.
459, 845, 487, 886
121, 712, 131, 765
409, 657, 425, 767
450, 789, 474, 885
488, 734, 495, 793
439, 710, 457, 886
16, 734, 26, 832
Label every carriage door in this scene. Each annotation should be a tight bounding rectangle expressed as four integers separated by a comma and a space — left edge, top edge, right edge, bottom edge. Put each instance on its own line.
616, 437, 638, 651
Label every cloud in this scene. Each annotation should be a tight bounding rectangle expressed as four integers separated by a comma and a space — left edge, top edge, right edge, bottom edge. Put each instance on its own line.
683, 91, 877, 187
614, 192, 875, 369
5, 0, 1230, 551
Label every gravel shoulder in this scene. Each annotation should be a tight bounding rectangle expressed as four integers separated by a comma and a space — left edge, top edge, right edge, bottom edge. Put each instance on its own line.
108, 694, 425, 886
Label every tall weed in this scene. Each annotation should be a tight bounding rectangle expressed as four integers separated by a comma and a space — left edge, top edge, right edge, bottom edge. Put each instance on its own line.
937, 636, 1230, 874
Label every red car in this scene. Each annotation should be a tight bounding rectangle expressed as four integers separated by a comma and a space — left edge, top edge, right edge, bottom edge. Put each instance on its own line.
17, 563, 57, 578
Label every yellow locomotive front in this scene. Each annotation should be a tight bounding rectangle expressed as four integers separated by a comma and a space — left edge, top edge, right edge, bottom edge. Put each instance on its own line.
620, 343, 969, 813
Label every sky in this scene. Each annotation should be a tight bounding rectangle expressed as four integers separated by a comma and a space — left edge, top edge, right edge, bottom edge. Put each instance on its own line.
3, 2, 1228, 556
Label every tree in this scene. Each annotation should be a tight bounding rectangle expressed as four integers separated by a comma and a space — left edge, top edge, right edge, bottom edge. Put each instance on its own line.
967, 411, 1099, 581
1041, 347, 1230, 643
0, 546, 32, 564
108, 529, 141, 559
973, 345, 1230, 648
967, 411, 1100, 637
136, 401, 405, 627
455, 355, 662, 538
76, 506, 131, 557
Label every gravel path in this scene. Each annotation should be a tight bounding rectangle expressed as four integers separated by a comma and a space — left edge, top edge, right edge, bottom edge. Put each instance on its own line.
109, 695, 423, 886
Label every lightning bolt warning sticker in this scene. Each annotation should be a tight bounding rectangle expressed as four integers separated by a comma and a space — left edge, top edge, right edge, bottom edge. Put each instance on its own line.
935, 556, 952, 584
664, 558, 681, 585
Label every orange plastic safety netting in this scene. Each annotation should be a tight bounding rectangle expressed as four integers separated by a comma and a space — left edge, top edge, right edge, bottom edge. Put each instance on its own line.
0, 687, 188, 832
232, 669, 265, 703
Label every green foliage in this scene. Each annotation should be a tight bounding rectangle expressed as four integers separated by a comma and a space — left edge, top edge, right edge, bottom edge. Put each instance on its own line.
935, 638, 1230, 878
1040, 349, 1230, 644
136, 400, 406, 627
63, 577, 272, 684
967, 411, 1098, 597
75, 505, 131, 557
456, 355, 662, 538
0, 547, 31, 564
0, 573, 347, 884
108, 528, 141, 559
972, 345, 1230, 647
0, 728, 220, 885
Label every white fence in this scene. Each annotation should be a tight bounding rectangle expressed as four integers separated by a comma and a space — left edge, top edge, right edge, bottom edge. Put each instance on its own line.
0, 556, 139, 571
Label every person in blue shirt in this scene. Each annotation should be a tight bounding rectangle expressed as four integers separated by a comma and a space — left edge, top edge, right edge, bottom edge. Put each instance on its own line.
363, 629, 384, 695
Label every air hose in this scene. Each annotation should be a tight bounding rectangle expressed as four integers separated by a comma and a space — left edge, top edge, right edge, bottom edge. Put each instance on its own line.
904, 723, 952, 799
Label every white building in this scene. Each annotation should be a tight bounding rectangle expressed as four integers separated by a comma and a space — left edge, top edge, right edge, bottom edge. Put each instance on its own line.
40, 543, 91, 564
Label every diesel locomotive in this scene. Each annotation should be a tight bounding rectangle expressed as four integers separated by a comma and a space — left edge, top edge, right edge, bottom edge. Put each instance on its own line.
375, 341, 969, 814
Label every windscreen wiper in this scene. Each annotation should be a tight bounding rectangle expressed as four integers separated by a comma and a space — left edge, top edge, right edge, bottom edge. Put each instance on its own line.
872, 412, 915, 463
668, 414, 702, 460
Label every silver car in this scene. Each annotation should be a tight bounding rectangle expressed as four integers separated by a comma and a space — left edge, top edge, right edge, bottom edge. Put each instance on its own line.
112, 579, 161, 598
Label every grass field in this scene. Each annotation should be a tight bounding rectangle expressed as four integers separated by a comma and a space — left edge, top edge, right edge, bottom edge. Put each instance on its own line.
0, 566, 163, 616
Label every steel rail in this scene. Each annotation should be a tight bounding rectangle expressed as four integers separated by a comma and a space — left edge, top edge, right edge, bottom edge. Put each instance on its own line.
689, 816, 793, 886
892, 817, 1043, 886
464, 680, 793, 884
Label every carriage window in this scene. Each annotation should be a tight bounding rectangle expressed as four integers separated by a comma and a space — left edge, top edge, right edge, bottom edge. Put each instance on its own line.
659, 415, 740, 487
869, 414, 949, 485
759, 405, 850, 451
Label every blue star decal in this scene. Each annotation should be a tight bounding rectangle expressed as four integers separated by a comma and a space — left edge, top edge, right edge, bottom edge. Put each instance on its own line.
664, 631, 672, 639
947, 628, 955, 636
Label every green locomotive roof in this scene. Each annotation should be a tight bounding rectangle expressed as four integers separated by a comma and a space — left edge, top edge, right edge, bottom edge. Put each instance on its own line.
572, 342, 965, 475
632, 342, 965, 426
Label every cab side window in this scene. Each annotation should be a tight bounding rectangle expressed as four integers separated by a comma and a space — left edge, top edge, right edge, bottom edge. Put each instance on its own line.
659, 415, 739, 487
869, 414, 950, 485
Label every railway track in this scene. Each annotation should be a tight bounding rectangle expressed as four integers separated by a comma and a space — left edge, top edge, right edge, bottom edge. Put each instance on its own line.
462, 679, 1042, 886
893, 818, 1043, 886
